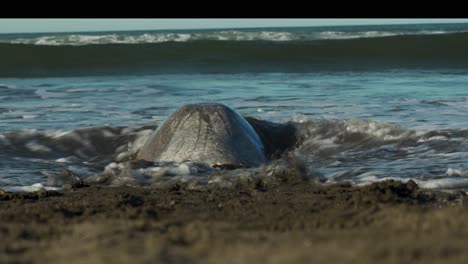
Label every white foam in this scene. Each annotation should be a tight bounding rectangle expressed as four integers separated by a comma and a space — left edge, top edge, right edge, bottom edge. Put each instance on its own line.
105, 162, 120, 170
114, 129, 153, 162
415, 178, 468, 189
343, 119, 413, 140
317, 30, 453, 40
351, 174, 468, 189
137, 162, 201, 177
4, 30, 458, 46
294, 118, 421, 157
65, 87, 98, 93
1, 183, 62, 193
25, 141, 52, 153
417, 136, 448, 143
165, 164, 193, 175
22, 115, 38, 119
446, 168, 467, 177
34, 89, 67, 99
50, 130, 73, 139
101, 129, 116, 137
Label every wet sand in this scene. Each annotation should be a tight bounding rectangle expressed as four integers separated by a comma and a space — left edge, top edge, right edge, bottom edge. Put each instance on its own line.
2, 178, 468, 264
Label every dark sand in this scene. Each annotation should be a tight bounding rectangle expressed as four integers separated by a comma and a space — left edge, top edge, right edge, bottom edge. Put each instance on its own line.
2, 178, 468, 264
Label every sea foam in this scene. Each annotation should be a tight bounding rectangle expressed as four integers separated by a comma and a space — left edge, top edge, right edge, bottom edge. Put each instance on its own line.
3, 30, 461, 46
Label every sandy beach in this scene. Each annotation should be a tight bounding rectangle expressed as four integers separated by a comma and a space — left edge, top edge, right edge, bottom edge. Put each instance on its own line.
2, 177, 468, 264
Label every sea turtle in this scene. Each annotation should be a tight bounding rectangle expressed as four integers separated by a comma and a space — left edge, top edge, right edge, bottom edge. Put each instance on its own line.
137, 103, 267, 168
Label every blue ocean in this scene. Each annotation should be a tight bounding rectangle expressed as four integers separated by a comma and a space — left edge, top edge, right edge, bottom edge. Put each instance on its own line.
2, 23, 468, 191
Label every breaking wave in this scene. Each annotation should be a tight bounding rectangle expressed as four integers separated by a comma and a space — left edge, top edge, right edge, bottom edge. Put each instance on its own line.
3, 117, 468, 190
2, 30, 461, 46
2, 31, 468, 77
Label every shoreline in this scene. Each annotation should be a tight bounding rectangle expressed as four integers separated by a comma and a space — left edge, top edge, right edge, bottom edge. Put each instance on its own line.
2, 179, 468, 263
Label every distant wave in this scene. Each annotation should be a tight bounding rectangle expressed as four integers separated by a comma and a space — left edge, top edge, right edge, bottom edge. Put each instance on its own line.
2, 31, 468, 77
1, 30, 461, 46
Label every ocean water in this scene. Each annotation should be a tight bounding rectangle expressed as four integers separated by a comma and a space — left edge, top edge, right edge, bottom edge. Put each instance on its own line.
2, 23, 468, 190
